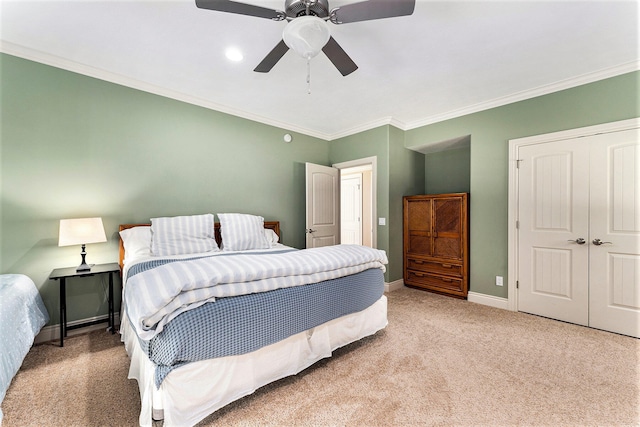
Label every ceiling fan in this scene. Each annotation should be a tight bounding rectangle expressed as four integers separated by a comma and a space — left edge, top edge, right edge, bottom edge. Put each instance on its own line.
195, 0, 416, 76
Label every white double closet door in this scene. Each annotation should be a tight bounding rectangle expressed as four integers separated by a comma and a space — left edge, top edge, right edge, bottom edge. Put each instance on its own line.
516, 126, 639, 338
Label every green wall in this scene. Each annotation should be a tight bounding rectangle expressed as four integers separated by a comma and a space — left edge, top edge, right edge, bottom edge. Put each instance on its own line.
425, 147, 470, 194
329, 126, 391, 280
406, 71, 639, 298
388, 125, 425, 281
329, 125, 425, 282
1, 53, 329, 324
2, 51, 637, 328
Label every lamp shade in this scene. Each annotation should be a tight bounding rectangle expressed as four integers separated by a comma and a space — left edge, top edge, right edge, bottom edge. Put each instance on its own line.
59, 217, 107, 247
282, 16, 330, 59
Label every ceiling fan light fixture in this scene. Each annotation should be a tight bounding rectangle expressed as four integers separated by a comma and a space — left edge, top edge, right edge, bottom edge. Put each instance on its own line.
282, 16, 330, 59
225, 47, 244, 62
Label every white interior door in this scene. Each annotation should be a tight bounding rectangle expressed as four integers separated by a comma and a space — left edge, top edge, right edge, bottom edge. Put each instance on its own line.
516, 125, 640, 338
305, 162, 340, 248
588, 129, 640, 337
333, 157, 377, 249
517, 139, 590, 325
341, 174, 362, 245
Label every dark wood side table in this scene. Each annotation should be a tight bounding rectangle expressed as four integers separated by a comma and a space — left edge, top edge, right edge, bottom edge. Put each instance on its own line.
49, 262, 120, 347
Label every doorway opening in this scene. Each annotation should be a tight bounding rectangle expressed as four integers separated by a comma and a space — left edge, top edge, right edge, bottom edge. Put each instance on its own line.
334, 157, 377, 248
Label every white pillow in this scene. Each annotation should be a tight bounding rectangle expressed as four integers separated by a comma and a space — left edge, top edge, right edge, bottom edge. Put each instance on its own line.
264, 228, 280, 247
218, 213, 270, 251
119, 226, 152, 263
151, 214, 218, 256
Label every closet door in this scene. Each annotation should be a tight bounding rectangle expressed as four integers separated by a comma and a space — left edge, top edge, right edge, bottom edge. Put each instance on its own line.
517, 139, 590, 326
588, 129, 640, 338
517, 127, 640, 338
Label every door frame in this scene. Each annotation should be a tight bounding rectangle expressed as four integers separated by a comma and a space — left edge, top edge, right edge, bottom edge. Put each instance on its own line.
507, 117, 639, 312
333, 156, 378, 248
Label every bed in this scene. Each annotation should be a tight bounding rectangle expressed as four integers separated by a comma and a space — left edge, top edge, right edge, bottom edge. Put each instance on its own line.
119, 213, 388, 427
0, 274, 49, 424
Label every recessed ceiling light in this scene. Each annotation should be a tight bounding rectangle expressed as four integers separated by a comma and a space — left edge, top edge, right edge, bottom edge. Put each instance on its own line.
225, 47, 243, 62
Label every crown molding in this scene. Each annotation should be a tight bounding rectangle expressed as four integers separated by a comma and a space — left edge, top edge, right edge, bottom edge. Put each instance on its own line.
402, 60, 640, 131
3, 41, 637, 142
326, 116, 394, 140
0, 41, 332, 140
313, 61, 640, 140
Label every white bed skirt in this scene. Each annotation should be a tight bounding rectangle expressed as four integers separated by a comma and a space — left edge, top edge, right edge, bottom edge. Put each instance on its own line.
122, 295, 388, 427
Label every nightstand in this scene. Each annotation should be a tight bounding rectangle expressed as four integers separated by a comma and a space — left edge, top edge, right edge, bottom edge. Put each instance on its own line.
49, 262, 120, 347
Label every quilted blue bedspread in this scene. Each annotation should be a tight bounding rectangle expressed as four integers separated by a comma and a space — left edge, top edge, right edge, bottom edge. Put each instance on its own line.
132, 268, 385, 387
0, 274, 49, 422
125, 245, 387, 341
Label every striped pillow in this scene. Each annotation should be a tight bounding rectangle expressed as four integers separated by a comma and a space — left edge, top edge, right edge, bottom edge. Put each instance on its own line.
150, 214, 218, 256
218, 213, 270, 251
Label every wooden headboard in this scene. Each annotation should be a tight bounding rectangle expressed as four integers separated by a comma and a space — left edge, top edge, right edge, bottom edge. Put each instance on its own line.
118, 221, 281, 271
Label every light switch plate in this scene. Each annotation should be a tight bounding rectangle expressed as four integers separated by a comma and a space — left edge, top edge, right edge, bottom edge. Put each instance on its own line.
378, 218, 386, 226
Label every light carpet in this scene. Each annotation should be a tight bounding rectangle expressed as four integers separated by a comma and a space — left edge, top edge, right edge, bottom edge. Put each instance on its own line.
3, 286, 639, 426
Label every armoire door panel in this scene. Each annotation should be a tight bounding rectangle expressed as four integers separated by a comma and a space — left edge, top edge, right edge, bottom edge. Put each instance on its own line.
408, 200, 431, 231
408, 232, 432, 256
433, 237, 461, 259
434, 199, 461, 234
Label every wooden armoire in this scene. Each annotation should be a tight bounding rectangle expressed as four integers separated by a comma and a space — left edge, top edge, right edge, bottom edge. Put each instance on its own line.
403, 193, 469, 298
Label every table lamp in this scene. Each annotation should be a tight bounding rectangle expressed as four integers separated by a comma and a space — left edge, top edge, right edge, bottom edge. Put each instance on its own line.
59, 217, 107, 272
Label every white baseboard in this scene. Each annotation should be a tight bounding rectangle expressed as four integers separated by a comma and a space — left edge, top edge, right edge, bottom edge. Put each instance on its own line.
467, 291, 510, 310
33, 292, 508, 344
385, 279, 404, 293
35, 313, 121, 344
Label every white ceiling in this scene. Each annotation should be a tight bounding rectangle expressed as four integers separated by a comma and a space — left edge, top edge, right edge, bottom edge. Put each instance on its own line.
1, 0, 638, 140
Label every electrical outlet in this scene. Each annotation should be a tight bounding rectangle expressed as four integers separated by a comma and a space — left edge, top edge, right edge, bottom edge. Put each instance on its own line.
378, 218, 386, 226
496, 276, 503, 286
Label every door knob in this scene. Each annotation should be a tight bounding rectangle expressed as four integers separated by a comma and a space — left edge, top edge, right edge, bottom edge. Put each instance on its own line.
567, 238, 586, 245
306, 228, 316, 234
592, 238, 612, 246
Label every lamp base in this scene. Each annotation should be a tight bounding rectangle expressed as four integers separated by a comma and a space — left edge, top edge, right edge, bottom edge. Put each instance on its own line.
76, 263, 92, 272
76, 244, 93, 272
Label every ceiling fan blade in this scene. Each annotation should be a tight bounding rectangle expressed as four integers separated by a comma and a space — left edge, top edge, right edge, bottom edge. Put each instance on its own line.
254, 40, 289, 73
331, 0, 415, 24
322, 37, 358, 76
195, 0, 285, 20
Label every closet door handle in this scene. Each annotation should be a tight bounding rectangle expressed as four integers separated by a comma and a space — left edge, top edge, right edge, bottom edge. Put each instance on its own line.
592, 239, 612, 246
567, 238, 586, 245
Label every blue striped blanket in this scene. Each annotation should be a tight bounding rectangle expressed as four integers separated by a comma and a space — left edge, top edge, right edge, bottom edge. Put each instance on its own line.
137, 268, 386, 387
125, 245, 388, 340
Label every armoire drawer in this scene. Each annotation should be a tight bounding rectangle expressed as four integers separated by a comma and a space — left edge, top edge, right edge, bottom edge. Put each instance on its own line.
406, 270, 465, 293
406, 258, 462, 277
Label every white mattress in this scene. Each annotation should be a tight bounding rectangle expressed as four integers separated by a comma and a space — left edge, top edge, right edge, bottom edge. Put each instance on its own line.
122, 295, 388, 427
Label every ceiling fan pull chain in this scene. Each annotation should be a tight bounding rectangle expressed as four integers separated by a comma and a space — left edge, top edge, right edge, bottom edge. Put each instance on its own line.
307, 56, 312, 94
